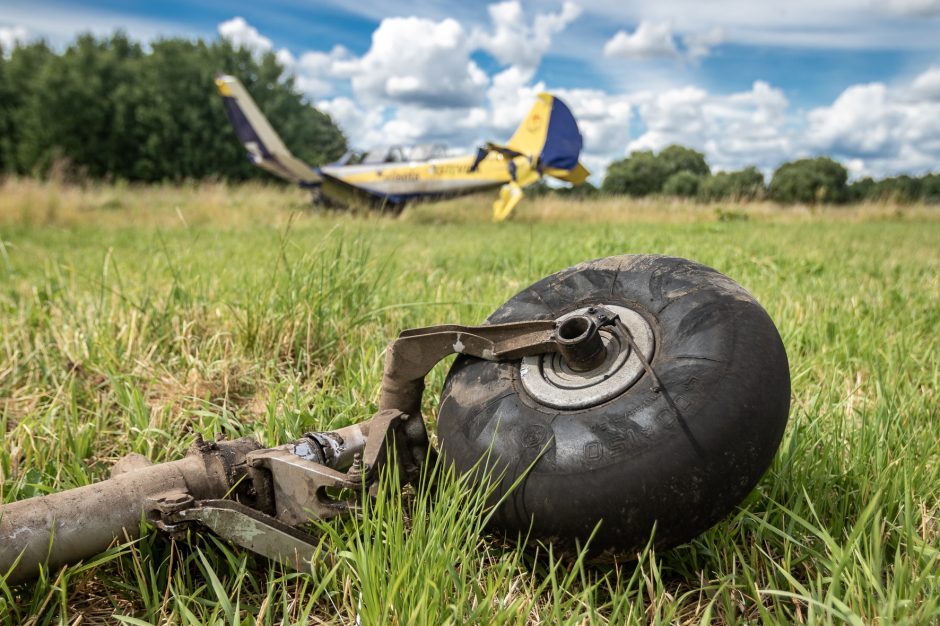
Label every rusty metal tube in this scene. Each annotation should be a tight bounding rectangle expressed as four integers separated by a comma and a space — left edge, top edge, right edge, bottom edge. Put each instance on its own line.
0, 454, 230, 584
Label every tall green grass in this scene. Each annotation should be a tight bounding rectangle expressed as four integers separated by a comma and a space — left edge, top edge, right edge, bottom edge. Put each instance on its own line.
0, 182, 937, 624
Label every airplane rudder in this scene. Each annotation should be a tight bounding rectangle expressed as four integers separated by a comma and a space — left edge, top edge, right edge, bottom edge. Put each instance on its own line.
506, 94, 553, 156
539, 95, 583, 172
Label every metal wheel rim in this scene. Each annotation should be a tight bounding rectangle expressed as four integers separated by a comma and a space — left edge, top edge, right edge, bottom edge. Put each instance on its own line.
519, 305, 654, 410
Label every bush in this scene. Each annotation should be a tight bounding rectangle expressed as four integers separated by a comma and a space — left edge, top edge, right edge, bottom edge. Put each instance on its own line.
848, 176, 877, 202
662, 171, 702, 197
698, 167, 765, 201
555, 181, 599, 198
923, 173, 940, 203
658, 145, 709, 178
850, 173, 940, 204
768, 157, 848, 204
873, 175, 923, 204
602, 150, 669, 196
602, 145, 709, 197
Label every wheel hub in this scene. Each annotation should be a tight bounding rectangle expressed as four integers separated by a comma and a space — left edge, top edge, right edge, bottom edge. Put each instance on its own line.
519, 305, 654, 410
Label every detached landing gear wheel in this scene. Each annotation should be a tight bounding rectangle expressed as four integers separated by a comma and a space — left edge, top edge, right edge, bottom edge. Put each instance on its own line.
437, 255, 790, 554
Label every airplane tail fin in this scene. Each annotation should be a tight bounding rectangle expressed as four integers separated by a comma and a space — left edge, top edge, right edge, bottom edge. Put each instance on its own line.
475, 93, 590, 221
215, 75, 321, 185
506, 93, 584, 174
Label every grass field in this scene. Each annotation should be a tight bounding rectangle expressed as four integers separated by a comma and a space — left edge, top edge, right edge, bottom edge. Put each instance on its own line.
0, 179, 938, 625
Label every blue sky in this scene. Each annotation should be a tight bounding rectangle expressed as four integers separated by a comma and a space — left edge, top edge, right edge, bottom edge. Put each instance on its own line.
2, 0, 940, 178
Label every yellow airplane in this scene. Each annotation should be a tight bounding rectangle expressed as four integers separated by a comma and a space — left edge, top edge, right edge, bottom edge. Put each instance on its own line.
215, 75, 589, 221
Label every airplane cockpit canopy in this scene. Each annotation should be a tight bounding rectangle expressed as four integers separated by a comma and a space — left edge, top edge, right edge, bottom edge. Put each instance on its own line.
334, 144, 449, 166
335, 150, 366, 166
359, 147, 393, 164
407, 144, 448, 161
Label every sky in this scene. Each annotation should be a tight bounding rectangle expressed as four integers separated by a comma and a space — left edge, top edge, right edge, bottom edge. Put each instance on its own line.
2, 0, 940, 180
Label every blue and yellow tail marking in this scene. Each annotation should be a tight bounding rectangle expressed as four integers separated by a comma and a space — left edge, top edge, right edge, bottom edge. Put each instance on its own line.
472, 93, 590, 221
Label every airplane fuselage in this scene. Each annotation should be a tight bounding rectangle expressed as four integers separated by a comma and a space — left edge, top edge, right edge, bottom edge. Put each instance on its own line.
318, 153, 512, 205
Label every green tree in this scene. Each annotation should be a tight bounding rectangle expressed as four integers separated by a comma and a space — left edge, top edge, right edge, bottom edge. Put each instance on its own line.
0, 41, 55, 174
602, 151, 668, 196
662, 171, 702, 197
873, 175, 923, 204
699, 167, 765, 201
922, 173, 940, 203
602, 145, 709, 196
658, 145, 709, 178
1, 33, 346, 181
768, 157, 848, 204
847, 176, 877, 202
849, 173, 940, 204
16, 34, 145, 178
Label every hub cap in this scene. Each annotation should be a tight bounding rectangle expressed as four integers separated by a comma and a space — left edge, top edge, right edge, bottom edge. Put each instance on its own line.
519, 305, 654, 410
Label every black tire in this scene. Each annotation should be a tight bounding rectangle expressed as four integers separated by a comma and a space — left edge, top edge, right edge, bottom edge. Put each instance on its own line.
437, 254, 790, 554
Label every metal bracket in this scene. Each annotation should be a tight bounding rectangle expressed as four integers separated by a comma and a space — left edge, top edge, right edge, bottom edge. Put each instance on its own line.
378, 320, 558, 417
246, 448, 357, 526
246, 409, 411, 525
168, 500, 318, 569
146, 489, 196, 533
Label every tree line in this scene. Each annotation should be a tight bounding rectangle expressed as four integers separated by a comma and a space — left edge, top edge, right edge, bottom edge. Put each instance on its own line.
597, 146, 940, 204
0, 34, 346, 181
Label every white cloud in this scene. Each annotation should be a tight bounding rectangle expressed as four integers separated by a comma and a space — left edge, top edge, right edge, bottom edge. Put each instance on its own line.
474, 1, 581, 71
576, 1, 940, 51
218, 16, 272, 55
626, 81, 791, 172
0, 25, 28, 51
315, 54, 633, 181
620, 70, 940, 177
344, 16, 488, 107
628, 86, 708, 151
317, 97, 387, 146
604, 21, 727, 63
804, 69, 940, 175
911, 66, 940, 101
486, 66, 546, 133
320, 95, 492, 149
806, 84, 900, 157
604, 21, 678, 59
845, 158, 867, 177
279, 45, 356, 97
878, 0, 940, 16
682, 27, 726, 61
296, 46, 356, 78
331, 3, 581, 109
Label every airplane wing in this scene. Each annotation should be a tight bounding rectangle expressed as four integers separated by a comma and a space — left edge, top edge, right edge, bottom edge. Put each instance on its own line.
215, 75, 322, 186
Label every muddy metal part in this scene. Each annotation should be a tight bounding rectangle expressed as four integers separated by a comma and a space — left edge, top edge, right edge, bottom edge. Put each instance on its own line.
0, 308, 621, 584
